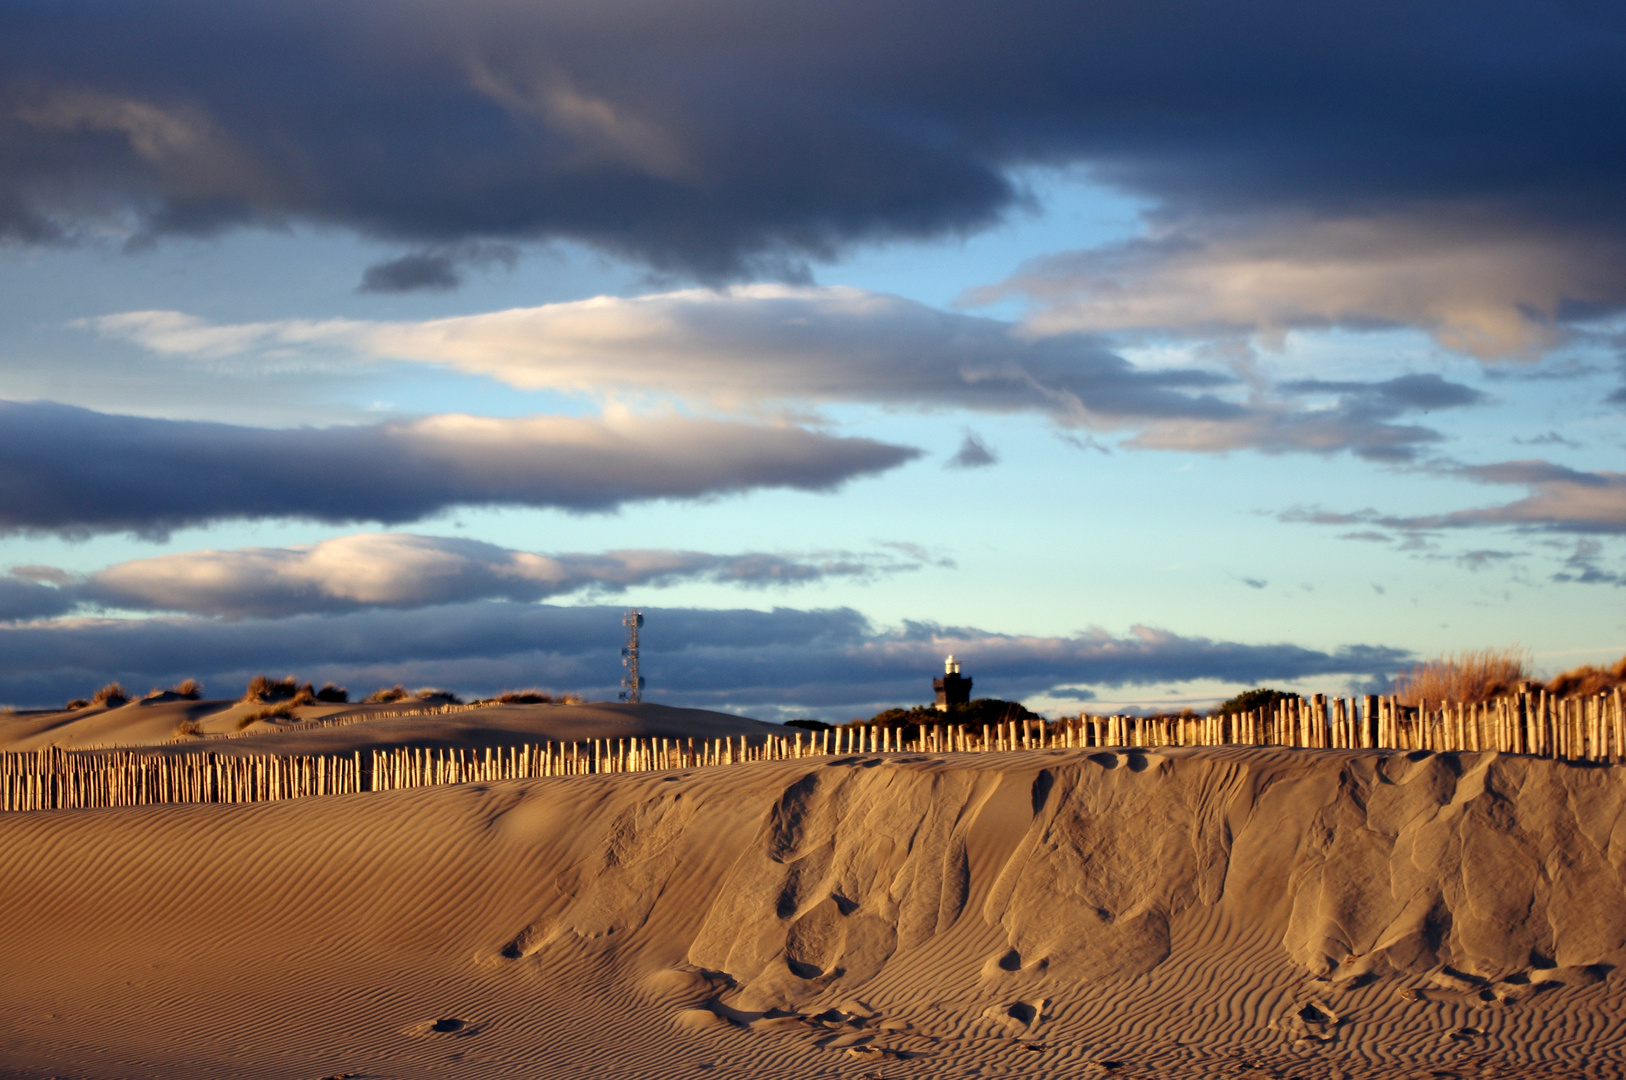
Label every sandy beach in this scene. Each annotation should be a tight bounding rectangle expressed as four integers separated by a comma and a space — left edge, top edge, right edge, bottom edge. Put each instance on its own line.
4, 710, 1625, 1079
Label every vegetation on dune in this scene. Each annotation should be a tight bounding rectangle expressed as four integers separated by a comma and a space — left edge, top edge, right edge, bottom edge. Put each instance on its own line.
1394, 646, 1531, 706
242, 675, 316, 706
238, 700, 302, 728
1546, 655, 1626, 697
412, 687, 463, 704
365, 684, 409, 703
64, 698, 90, 710
90, 682, 128, 707
1215, 688, 1295, 716
170, 679, 202, 699
314, 683, 349, 703
784, 718, 833, 732
857, 697, 1041, 729
478, 688, 585, 705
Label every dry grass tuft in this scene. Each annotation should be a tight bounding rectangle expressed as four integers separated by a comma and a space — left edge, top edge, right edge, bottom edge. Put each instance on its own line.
1546, 655, 1626, 697
412, 687, 463, 704
237, 700, 300, 728
64, 698, 90, 710
365, 684, 409, 703
494, 688, 556, 704
170, 678, 203, 699
503, 689, 583, 705
242, 675, 315, 705
314, 683, 349, 703
174, 718, 203, 738
489, 688, 585, 705
1394, 646, 1531, 705
90, 682, 129, 707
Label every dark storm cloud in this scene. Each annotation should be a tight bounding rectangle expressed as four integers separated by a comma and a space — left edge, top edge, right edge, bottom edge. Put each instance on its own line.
0, 601, 1411, 716
0, 400, 918, 538
0, 574, 75, 621
0, 0, 1621, 290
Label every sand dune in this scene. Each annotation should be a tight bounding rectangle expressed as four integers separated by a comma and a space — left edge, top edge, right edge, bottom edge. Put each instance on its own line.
3, 746, 1625, 1078
0, 699, 780, 755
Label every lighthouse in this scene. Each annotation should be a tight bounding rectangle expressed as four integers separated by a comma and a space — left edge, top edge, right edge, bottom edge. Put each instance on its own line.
933, 654, 972, 711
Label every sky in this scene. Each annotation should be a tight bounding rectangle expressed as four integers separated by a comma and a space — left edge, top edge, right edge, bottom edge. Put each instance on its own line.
1, 0, 1624, 720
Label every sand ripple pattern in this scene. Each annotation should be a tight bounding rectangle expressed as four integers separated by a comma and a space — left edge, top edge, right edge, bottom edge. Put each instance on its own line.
5, 748, 1626, 1077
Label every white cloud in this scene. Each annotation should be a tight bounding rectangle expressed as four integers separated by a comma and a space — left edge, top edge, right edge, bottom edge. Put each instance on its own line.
80, 286, 1235, 425
78, 291, 1489, 463
78, 533, 918, 618
971, 216, 1624, 359
1286, 461, 1626, 537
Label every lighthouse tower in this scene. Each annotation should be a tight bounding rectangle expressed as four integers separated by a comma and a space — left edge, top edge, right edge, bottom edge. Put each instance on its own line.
933, 654, 972, 711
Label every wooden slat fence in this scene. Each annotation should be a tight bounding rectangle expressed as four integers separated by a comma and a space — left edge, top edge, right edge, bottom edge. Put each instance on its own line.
4, 688, 1623, 812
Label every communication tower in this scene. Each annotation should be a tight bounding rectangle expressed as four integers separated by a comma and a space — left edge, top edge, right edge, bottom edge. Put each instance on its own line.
620, 609, 645, 703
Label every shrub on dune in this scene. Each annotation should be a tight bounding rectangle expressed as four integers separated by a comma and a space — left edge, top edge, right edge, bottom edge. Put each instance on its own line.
494, 688, 558, 704
241, 675, 315, 705
861, 698, 1039, 729
1394, 646, 1530, 706
64, 698, 90, 710
469, 689, 584, 706
315, 683, 349, 703
365, 684, 408, 703
784, 718, 833, 732
237, 700, 301, 728
413, 687, 463, 704
1546, 654, 1626, 697
170, 679, 203, 699
1215, 687, 1294, 716
90, 683, 128, 707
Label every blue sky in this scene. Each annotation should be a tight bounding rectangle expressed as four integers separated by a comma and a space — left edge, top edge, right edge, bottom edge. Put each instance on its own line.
1, 1, 1623, 718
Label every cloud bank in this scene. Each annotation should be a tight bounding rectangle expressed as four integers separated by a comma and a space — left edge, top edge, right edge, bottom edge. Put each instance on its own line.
1285, 460, 1626, 536
85, 290, 1488, 461
0, 601, 1411, 717
1128, 374, 1487, 462
0, 400, 918, 537
11, 533, 919, 619
972, 218, 1626, 358
1, 0, 1622, 310
1, 0, 1623, 362
83, 288, 1234, 426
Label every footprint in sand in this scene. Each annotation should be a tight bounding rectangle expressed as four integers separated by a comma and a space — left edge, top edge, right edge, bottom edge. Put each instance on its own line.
1278, 999, 1339, 1046
405, 1017, 480, 1038
673, 1007, 733, 1032
981, 997, 1050, 1037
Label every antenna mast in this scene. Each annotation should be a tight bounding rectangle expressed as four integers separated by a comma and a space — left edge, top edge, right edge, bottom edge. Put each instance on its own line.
620, 609, 645, 703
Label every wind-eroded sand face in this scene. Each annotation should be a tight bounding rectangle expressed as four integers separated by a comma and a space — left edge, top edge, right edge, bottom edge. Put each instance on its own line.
3, 747, 1626, 1078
